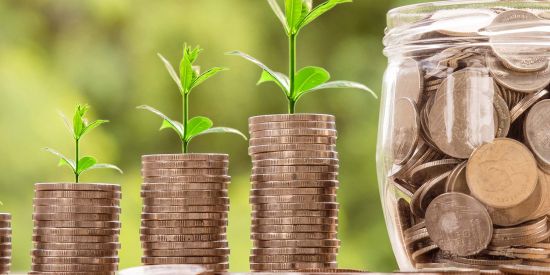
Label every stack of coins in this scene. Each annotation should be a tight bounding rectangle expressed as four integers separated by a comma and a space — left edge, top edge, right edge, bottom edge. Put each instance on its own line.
31, 183, 121, 274
140, 154, 230, 272
385, 8, 550, 271
248, 114, 340, 272
0, 213, 11, 275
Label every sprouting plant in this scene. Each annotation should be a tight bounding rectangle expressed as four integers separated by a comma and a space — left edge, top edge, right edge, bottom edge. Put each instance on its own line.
45, 104, 123, 183
228, 0, 377, 114
138, 44, 247, 153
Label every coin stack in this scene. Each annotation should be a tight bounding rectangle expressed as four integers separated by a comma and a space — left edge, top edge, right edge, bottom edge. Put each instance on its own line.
386, 8, 550, 271
248, 114, 340, 272
31, 183, 121, 274
140, 154, 230, 272
0, 213, 11, 275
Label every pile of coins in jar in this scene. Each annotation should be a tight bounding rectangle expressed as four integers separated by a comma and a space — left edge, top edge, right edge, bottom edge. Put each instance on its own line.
248, 114, 340, 272
389, 8, 550, 270
140, 154, 230, 272
0, 214, 10, 275
30, 183, 121, 274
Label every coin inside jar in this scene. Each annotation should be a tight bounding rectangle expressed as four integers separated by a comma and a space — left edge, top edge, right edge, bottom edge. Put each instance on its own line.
524, 100, 550, 169
392, 98, 420, 165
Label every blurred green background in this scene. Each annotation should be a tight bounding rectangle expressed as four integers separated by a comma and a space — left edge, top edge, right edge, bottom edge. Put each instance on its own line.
0, 0, 426, 272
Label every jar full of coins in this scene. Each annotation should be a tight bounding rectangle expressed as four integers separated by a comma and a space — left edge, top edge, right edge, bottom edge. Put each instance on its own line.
377, 1, 550, 272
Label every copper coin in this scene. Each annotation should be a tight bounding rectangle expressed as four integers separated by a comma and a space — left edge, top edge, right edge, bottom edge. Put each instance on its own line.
250, 195, 337, 204
487, 54, 550, 93
525, 100, 550, 167
250, 254, 336, 263
392, 98, 420, 165
32, 249, 117, 257
33, 220, 120, 228
499, 264, 550, 275
34, 190, 121, 199
142, 205, 229, 213
467, 138, 538, 208
141, 219, 227, 228
142, 154, 228, 162
253, 239, 340, 248
252, 217, 337, 226
253, 158, 339, 167
0, 228, 11, 236
250, 136, 337, 146
249, 114, 335, 124
251, 224, 338, 233
33, 235, 118, 243
251, 151, 338, 160
510, 89, 549, 122
143, 248, 229, 257
142, 161, 228, 169
249, 262, 337, 271
252, 210, 339, 218
251, 173, 338, 181
33, 242, 120, 250
28, 272, 114, 275
141, 241, 228, 250
140, 234, 226, 242
249, 121, 336, 132
251, 180, 339, 189
33, 213, 118, 221
250, 128, 337, 138
252, 202, 339, 211
33, 198, 119, 206
445, 162, 470, 194
33, 228, 119, 236
141, 182, 229, 191
251, 187, 337, 196
35, 183, 120, 192
250, 232, 337, 240
410, 159, 461, 186
298, 268, 367, 273
425, 193, 493, 256
252, 165, 339, 174
142, 197, 229, 206
140, 190, 227, 198
33, 205, 121, 214
140, 227, 226, 235
141, 168, 228, 177
143, 175, 230, 184
249, 144, 336, 155
31, 263, 118, 272
252, 247, 338, 255
141, 212, 227, 220
32, 257, 119, 265
141, 256, 227, 265
0, 213, 10, 221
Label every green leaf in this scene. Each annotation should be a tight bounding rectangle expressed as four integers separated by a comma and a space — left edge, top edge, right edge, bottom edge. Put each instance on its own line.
185, 116, 213, 141
296, 0, 352, 32
190, 67, 227, 91
158, 53, 183, 93
80, 119, 108, 139
257, 70, 291, 97
77, 156, 97, 174
293, 66, 330, 99
44, 148, 76, 172
227, 51, 290, 96
180, 46, 195, 94
267, 0, 289, 33
298, 80, 377, 100
192, 127, 248, 141
137, 105, 184, 139
58, 111, 74, 136
82, 163, 123, 175
73, 104, 89, 139
285, 0, 303, 33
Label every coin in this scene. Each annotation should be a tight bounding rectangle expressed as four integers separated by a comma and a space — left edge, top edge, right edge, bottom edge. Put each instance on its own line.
445, 162, 470, 194
252, 202, 339, 211
31, 263, 118, 272
249, 121, 336, 132
141, 220, 227, 228
410, 159, 461, 187
487, 54, 550, 93
253, 158, 339, 167
143, 248, 229, 257
33, 227, 119, 236
142, 154, 228, 162
430, 8, 496, 36
250, 232, 337, 240
0, 214, 10, 221
142, 161, 228, 169
298, 268, 367, 273
141, 168, 228, 177
252, 210, 339, 218
32, 235, 118, 243
33, 198, 119, 206
33, 242, 120, 250
32, 249, 117, 257
510, 89, 549, 122
251, 224, 338, 233
35, 183, 121, 192
141, 241, 228, 250
251, 150, 338, 160
143, 175, 231, 183
141, 212, 227, 220
141, 256, 228, 265
525, 100, 550, 168
467, 138, 538, 208
249, 144, 336, 155
253, 239, 340, 248
33, 205, 121, 214
142, 197, 229, 206
140, 227, 226, 235
251, 180, 339, 189
34, 190, 121, 199
251, 247, 338, 255
142, 205, 229, 213
140, 190, 227, 198
141, 182, 229, 191
32, 257, 119, 265
33, 213, 118, 221
249, 262, 337, 271
252, 165, 339, 174
250, 128, 337, 138
33, 220, 120, 228
250, 136, 337, 146
393, 98, 420, 165
499, 264, 550, 275
28, 272, 114, 275
250, 254, 337, 263
251, 187, 337, 196
251, 173, 338, 181
249, 114, 335, 124
425, 193, 493, 256
250, 195, 336, 205
140, 234, 226, 242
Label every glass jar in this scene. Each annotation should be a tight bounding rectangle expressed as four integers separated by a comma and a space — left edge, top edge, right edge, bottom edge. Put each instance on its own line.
377, 1, 550, 271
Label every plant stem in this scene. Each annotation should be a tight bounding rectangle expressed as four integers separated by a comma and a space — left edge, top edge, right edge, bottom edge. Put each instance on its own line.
288, 33, 297, 114
182, 92, 189, 153
75, 138, 80, 183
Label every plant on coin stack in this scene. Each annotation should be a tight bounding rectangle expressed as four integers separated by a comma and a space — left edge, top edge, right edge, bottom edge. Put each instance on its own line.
138, 44, 247, 152
228, 0, 376, 113
45, 104, 122, 183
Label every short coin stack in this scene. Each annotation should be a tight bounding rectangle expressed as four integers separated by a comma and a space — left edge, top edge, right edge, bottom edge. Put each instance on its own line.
140, 154, 230, 272
31, 183, 121, 275
0, 213, 11, 275
248, 114, 340, 272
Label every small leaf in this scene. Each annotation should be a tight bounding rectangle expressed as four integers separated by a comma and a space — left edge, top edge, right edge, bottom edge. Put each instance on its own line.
185, 116, 213, 141
180, 45, 195, 93
227, 51, 290, 96
80, 119, 109, 139
82, 163, 123, 175
190, 67, 227, 91
44, 148, 76, 172
192, 127, 248, 141
257, 71, 291, 97
158, 53, 183, 93
73, 104, 89, 139
77, 156, 97, 174
137, 105, 184, 139
297, 0, 352, 32
267, 0, 289, 33
298, 80, 377, 100
58, 111, 74, 136
293, 66, 330, 99
286, 0, 303, 33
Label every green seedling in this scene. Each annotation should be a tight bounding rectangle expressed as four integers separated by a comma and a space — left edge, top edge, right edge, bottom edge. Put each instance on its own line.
45, 104, 123, 183
139, 44, 247, 153
229, 0, 376, 114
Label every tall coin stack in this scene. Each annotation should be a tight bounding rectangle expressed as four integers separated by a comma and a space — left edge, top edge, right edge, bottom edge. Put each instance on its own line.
31, 183, 121, 275
140, 154, 230, 272
0, 213, 11, 275
248, 114, 340, 272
